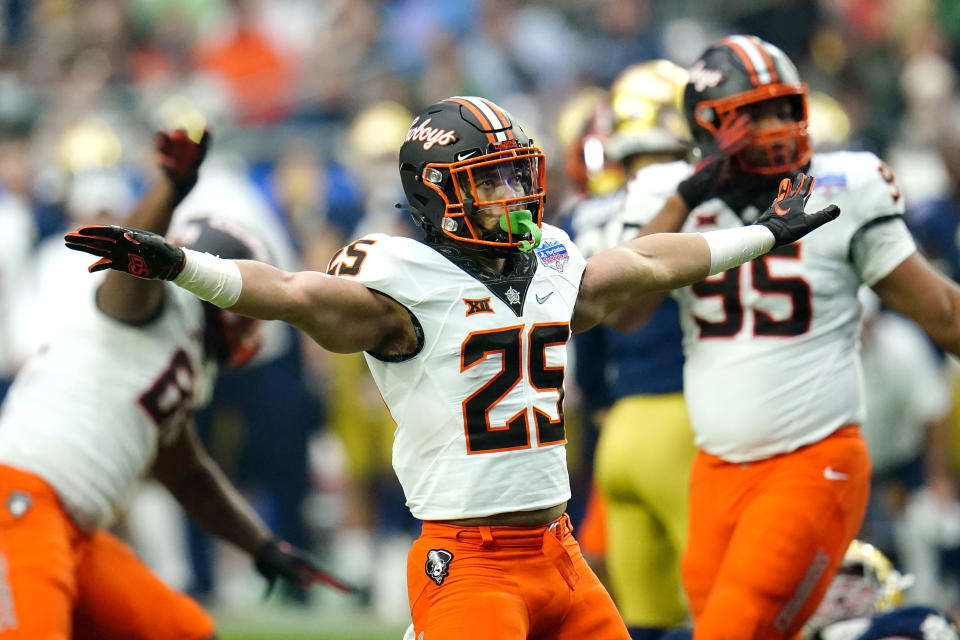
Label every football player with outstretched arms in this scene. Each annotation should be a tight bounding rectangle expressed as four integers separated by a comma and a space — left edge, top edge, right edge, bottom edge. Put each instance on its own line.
0, 130, 351, 640
618, 35, 960, 640
66, 96, 838, 639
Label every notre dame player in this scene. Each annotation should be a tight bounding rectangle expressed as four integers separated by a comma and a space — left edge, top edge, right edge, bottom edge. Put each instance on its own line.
564, 60, 699, 640
66, 95, 838, 639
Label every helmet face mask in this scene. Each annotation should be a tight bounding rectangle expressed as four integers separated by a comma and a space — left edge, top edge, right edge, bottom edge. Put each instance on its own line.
685, 35, 811, 176
399, 97, 546, 253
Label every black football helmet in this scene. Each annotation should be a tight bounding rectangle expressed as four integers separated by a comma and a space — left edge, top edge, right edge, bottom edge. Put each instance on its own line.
169, 217, 270, 369
399, 96, 546, 252
684, 35, 810, 175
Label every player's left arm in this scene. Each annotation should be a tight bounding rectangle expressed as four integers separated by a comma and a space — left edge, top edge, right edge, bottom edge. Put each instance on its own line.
93, 130, 209, 324
152, 418, 273, 554
152, 419, 355, 594
872, 252, 960, 357
572, 173, 839, 332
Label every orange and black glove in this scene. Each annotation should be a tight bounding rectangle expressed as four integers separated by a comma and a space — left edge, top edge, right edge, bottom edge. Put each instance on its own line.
156, 128, 210, 203
64, 225, 186, 279
253, 538, 357, 597
754, 173, 840, 247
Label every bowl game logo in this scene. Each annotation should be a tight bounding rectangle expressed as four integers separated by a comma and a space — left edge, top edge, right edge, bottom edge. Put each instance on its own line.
535, 240, 569, 273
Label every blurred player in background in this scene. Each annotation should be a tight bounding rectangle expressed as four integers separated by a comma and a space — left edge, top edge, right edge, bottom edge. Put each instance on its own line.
0, 129, 348, 640
666, 540, 958, 640
564, 60, 696, 640
628, 34, 960, 639
66, 95, 839, 639
805, 540, 958, 640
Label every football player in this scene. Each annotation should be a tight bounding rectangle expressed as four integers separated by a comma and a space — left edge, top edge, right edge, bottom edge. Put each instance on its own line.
564, 60, 698, 640
620, 35, 960, 640
804, 540, 959, 640
65, 95, 838, 639
0, 130, 350, 640
663, 541, 958, 640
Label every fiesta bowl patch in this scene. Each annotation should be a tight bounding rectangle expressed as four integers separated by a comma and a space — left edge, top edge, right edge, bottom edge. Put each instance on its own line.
536, 240, 569, 272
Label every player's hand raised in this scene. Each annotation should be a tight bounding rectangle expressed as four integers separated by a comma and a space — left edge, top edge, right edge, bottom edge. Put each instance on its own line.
157, 128, 210, 200
754, 173, 840, 247
676, 112, 751, 210
64, 225, 186, 280
253, 538, 357, 597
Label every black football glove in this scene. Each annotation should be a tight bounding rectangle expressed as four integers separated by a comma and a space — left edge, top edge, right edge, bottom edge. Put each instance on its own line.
64, 225, 186, 279
754, 173, 840, 247
156, 128, 210, 201
254, 539, 357, 597
677, 112, 752, 210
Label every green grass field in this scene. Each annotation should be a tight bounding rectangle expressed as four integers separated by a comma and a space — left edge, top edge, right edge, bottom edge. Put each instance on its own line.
214, 603, 408, 640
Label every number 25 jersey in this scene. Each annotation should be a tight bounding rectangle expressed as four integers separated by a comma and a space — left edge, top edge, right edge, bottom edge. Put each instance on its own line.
328, 224, 585, 520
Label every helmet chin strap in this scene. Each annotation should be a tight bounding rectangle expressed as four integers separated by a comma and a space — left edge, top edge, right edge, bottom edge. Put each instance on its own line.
499, 209, 542, 253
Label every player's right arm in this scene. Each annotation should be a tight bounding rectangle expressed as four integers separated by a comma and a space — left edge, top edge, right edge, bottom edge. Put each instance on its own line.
227, 259, 416, 356
63, 226, 416, 356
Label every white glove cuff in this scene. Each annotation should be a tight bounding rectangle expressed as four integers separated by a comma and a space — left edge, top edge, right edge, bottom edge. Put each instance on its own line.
701, 226, 775, 276
173, 248, 243, 308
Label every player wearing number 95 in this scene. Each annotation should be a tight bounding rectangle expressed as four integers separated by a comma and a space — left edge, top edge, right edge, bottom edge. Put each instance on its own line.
0, 130, 351, 640
66, 96, 838, 640
621, 35, 960, 640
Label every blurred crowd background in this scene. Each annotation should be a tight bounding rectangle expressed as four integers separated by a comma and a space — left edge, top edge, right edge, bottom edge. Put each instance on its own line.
2, 0, 960, 633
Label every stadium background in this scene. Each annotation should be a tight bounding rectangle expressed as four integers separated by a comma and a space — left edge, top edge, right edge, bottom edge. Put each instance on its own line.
0, 0, 959, 638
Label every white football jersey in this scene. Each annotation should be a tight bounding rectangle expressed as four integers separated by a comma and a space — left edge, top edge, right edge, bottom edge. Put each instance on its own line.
567, 161, 693, 257
0, 286, 214, 531
327, 224, 585, 520
623, 151, 916, 462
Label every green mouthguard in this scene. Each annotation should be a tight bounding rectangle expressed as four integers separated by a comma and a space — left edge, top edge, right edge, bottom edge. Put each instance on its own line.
499, 209, 542, 253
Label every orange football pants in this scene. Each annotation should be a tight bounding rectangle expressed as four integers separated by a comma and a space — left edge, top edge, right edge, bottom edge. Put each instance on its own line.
682, 425, 870, 640
407, 514, 630, 639
577, 481, 608, 558
0, 464, 214, 639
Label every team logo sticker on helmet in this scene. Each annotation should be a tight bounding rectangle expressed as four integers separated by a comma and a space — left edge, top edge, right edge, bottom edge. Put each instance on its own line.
535, 240, 570, 273
689, 60, 724, 92
425, 549, 453, 586
405, 117, 457, 150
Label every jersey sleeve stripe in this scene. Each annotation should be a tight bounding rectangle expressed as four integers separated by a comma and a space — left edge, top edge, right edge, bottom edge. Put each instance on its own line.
845, 213, 905, 263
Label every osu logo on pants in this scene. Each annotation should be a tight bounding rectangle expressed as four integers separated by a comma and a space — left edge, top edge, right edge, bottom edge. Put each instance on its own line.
425, 549, 453, 585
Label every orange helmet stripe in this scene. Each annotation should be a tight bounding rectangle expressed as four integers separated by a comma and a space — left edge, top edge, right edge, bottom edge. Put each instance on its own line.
476, 97, 516, 140
748, 36, 779, 83
722, 37, 761, 86
445, 96, 516, 142
444, 97, 498, 143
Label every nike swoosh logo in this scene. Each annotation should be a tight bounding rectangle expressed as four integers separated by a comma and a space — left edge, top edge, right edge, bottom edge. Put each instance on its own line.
823, 466, 850, 481
774, 201, 789, 216
536, 292, 554, 304
457, 150, 477, 161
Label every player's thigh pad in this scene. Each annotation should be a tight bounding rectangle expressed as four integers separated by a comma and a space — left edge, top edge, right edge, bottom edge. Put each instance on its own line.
72, 530, 214, 640
0, 465, 79, 639
685, 426, 870, 640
